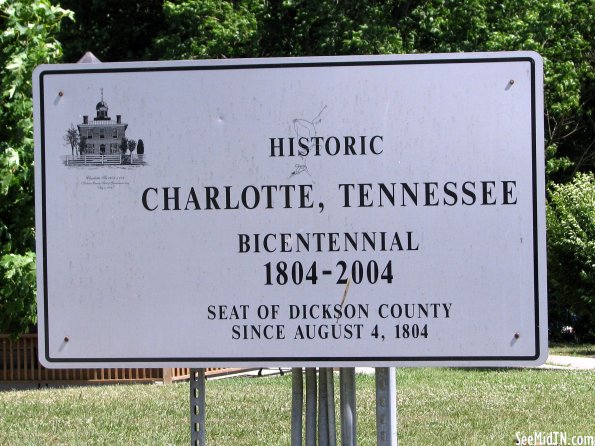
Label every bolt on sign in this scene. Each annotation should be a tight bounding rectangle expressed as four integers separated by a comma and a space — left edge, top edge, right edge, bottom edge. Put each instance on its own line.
34, 52, 547, 368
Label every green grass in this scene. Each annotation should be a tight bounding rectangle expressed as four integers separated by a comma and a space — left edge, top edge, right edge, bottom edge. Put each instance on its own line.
0, 368, 593, 445
549, 343, 595, 357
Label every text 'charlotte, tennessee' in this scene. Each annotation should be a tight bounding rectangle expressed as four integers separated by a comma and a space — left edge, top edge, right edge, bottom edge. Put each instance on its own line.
140, 180, 518, 211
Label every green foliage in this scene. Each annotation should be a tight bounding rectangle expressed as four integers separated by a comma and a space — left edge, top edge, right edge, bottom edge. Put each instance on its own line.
260, 1, 406, 56
152, 0, 262, 60
0, 252, 36, 333
547, 173, 595, 341
0, 0, 71, 334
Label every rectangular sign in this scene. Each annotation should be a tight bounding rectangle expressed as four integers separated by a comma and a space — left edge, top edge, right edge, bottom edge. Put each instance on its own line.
34, 52, 547, 368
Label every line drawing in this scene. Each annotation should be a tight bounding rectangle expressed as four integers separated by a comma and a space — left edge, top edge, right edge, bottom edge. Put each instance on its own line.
289, 105, 327, 180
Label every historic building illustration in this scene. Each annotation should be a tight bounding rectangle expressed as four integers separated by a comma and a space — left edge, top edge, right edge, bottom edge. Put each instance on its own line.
64, 89, 145, 166
77, 90, 128, 155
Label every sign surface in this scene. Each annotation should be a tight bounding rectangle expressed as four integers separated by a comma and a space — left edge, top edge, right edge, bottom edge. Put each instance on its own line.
34, 53, 547, 368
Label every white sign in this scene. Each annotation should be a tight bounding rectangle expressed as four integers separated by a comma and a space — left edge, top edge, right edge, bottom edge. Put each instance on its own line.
34, 52, 547, 368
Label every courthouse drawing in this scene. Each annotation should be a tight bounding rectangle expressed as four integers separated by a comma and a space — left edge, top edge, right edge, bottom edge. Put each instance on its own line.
77, 89, 128, 155
65, 89, 145, 167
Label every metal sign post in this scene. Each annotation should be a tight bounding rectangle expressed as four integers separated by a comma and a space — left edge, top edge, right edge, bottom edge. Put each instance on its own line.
376, 368, 397, 446
306, 368, 318, 446
340, 368, 357, 446
190, 369, 206, 446
324, 368, 337, 446
292, 368, 304, 446
318, 368, 329, 446
192, 366, 396, 446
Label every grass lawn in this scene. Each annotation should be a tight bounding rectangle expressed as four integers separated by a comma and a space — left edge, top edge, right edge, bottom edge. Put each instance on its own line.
549, 343, 595, 357
0, 368, 593, 446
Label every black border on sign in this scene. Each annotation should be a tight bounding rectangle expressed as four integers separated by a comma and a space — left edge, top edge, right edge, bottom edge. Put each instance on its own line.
38, 56, 543, 365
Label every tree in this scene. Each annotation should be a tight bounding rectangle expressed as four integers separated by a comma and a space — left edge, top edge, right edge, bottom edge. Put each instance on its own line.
57, 0, 167, 62
151, 0, 263, 60
0, 0, 73, 334
547, 173, 595, 341
259, 1, 406, 57
128, 139, 136, 155
64, 124, 79, 156
137, 139, 144, 155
